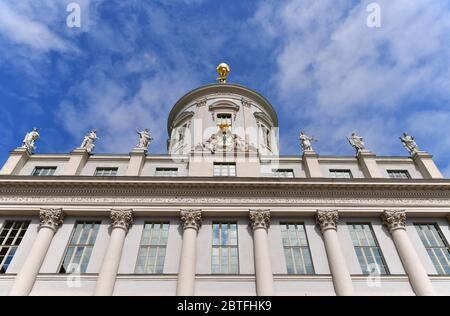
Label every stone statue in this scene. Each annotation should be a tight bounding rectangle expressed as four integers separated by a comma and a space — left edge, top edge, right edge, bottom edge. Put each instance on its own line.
347, 132, 366, 153
400, 132, 419, 154
205, 133, 218, 154
79, 129, 98, 153
21, 127, 40, 153
299, 130, 315, 152
136, 128, 153, 150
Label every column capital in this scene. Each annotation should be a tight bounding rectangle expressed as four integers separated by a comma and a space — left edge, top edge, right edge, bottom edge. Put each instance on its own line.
249, 209, 271, 231
180, 209, 202, 231
110, 209, 134, 232
316, 210, 338, 232
381, 210, 406, 232
39, 208, 64, 231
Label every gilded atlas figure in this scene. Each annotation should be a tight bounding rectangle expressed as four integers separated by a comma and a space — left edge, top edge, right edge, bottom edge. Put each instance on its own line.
347, 132, 366, 153
216, 62, 230, 83
80, 129, 99, 153
400, 132, 419, 155
136, 128, 153, 151
21, 127, 40, 153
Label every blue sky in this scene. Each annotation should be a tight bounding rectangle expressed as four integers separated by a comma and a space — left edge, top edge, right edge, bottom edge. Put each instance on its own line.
1, 0, 450, 175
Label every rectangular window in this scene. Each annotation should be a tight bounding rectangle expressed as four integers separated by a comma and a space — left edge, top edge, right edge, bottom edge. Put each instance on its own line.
280, 223, 314, 274
213, 163, 236, 177
94, 167, 118, 176
32, 167, 56, 176
272, 169, 294, 178
155, 168, 178, 177
217, 113, 232, 127
135, 222, 169, 274
415, 224, 450, 275
212, 222, 239, 274
59, 221, 100, 274
329, 169, 353, 179
0, 221, 30, 273
348, 223, 388, 274
387, 170, 410, 179
261, 125, 271, 148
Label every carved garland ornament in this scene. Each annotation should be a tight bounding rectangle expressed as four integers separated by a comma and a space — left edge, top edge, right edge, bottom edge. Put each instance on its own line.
381, 210, 406, 231
180, 209, 202, 231
249, 209, 271, 230
316, 210, 338, 232
110, 209, 134, 232
39, 208, 64, 231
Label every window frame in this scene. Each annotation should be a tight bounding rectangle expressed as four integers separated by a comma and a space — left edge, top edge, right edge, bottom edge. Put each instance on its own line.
31, 166, 57, 176
213, 162, 236, 177
387, 170, 411, 179
414, 223, 450, 275
0, 220, 30, 273
279, 222, 315, 275
272, 169, 295, 178
134, 222, 170, 274
58, 221, 101, 274
94, 167, 118, 176
154, 168, 178, 177
329, 169, 353, 179
211, 222, 239, 275
347, 222, 390, 275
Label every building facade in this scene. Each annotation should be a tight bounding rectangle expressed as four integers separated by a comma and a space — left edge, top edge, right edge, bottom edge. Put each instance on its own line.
0, 66, 450, 296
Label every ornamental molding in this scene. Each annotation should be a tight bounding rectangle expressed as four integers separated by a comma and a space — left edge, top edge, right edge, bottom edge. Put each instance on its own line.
180, 209, 202, 231
1, 179, 450, 207
39, 208, 64, 231
316, 210, 338, 232
110, 209, 133, 232
249, 209, 270, 230
381, 210, 406, 231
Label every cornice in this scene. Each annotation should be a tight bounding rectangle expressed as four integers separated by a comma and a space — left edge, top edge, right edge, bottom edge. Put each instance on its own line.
0, 177, 450, 207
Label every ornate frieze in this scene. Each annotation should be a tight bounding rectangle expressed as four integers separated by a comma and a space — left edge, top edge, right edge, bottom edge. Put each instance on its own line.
382, 210, 406, 231
180, 209, 202, 231
39, 208, 64, 231
110, 209, 134, 232
249, 209, 270, 230
316, 210, 339, 232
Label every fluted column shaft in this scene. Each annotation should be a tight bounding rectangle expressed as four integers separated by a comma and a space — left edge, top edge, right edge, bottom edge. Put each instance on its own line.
316, 210, 354, 296
176, 209, 202, 296
249, 210, 274, 296
382, 210, 435, 296
10, 209, 64, 296
94, 210, 133, 296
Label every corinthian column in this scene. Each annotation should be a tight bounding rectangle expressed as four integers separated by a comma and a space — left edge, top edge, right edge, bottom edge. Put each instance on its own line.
381, 210, 435, 296
176, 209, 202, 296
316, 210, 354, 296
94, 209, 133, 296
249, 210, 274, 296
10, 209, 64, 296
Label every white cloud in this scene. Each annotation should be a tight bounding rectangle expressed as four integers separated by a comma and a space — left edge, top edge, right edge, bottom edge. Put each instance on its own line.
0, 2, 73, 52
252, 0, 450, 159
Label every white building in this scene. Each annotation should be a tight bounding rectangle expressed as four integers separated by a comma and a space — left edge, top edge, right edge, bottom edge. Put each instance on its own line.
0, 65, 449, 296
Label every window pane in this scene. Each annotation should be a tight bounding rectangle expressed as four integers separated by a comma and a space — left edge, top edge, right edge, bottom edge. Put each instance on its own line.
135, 222, 169, 274
280, 223, 314, 275
348, 223, 388, 275
59, 221, 100, 274
0, 221, 30, 273
415, 224, 450, 275
212, 222, 239, 274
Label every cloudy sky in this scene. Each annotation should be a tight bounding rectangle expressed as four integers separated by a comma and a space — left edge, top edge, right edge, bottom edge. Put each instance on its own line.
1, 0, 449, 175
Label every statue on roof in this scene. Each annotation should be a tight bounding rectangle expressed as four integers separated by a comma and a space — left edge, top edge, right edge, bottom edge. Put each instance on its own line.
299, 130, 315, 152
347, 132, 366, 153
136, 128, 153, 151
79, 129, 98, 153
400, 132, 419, 155
21, 127, 40, 153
